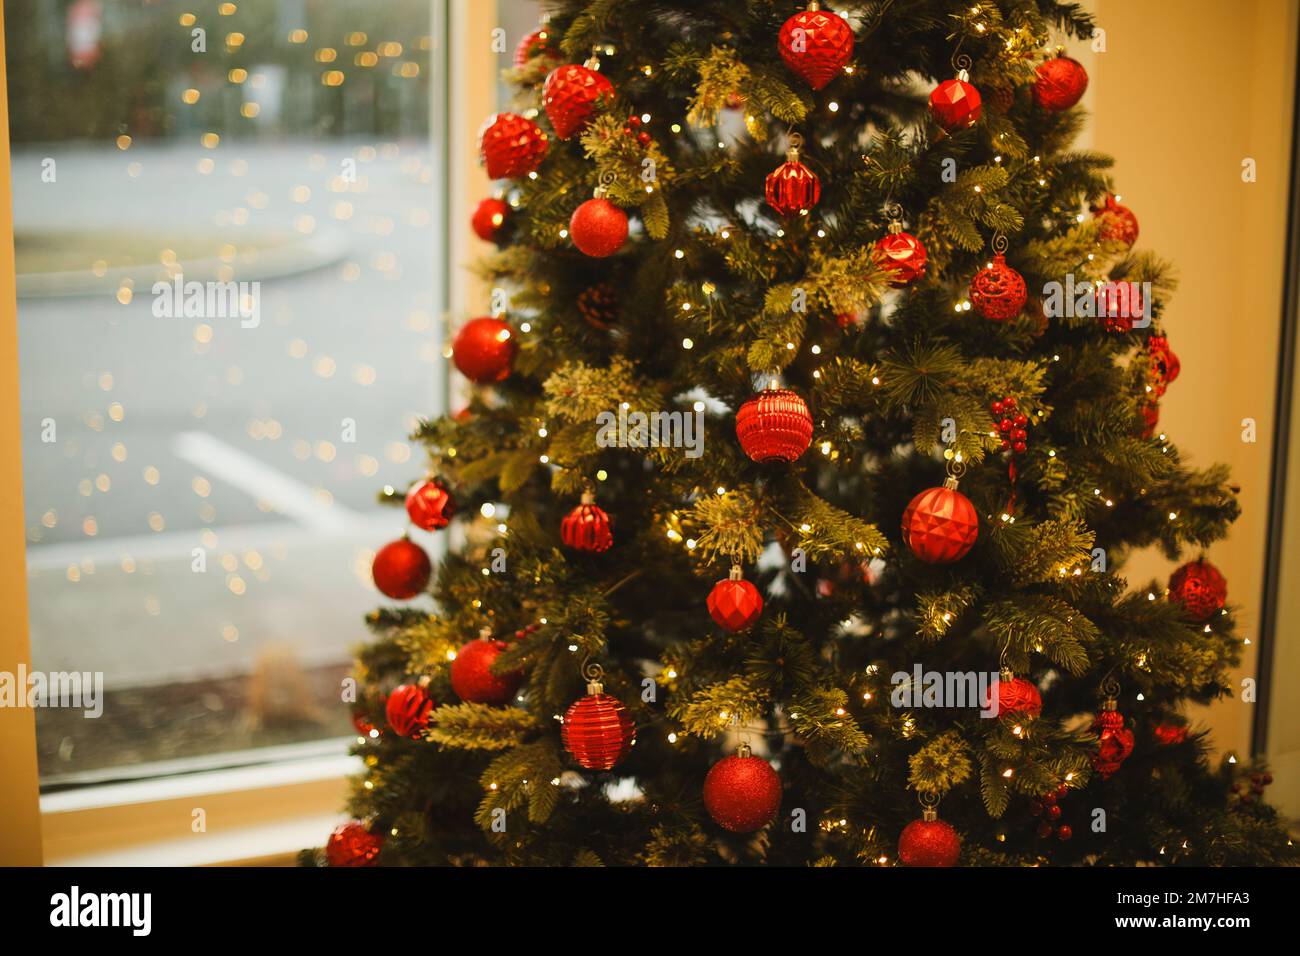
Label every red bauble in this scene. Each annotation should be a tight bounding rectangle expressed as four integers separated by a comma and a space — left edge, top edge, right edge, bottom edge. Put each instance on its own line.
385, 683, 433, 738
478, 112, 549, 179
1096, 281, 1145, 332
326, 821, 383, 867
562, 684, 636, 770
405, 478, 455, 531
902, 481, 979, 564
898, 814, 961, 867
985, 673, 1042, 719
452, 316, 515, 383
561, 493, 614, 552
372, 537, 431, 599
1153, 723, 1189, 746
514, 27, 556, 68
451, 635, 522, 705
735, 387, 813, 463
543, 64, 614, 139
1093, 706, 1135, 778
1093, 194, 1139, 247
570, 198, 628, 257
969, 254, 1028, 321
471, 197, 509, 243
1140, 401, 1160, 439
777, 7, 854, 91
1147, 334, 1181, 398
1033, 56, 1089, 112
765, 156, 820, 217
703, 750, 782, 832
1168, 559, 1228, 621
875, 229, 927, 286
707, 568, 763, 632
929, 77, 982, 131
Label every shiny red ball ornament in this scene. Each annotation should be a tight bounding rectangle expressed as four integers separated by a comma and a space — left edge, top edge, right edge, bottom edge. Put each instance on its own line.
1033, 55, 1089, 112
929, 76, 982, 132
1168, 559, 1228, 621
707, 566, 763, 632
372, 537, 431, 599
765, 138, 820, 217
703, 746, 782, 832
543, 63, 614, 139
561, 491, 614, 552
1147, 334, 1181, 398
478, 112, 549, 180
1096, 281, 1145, 333
451, 632, 523, 705
1093, 194, 1139, 247
986, 671, 1042, 719
452, 316, 515, 383
384, 683, 433, 739
471, 197, 509, 243
514, 27, 556, 68
1093, 703, 1135, 778
405, 478, 455, 531
898, 810, 961, 867
735, 387, 813, 463
562, 681, 636, 770
901, 479, 979, 564
326, 821, 383, 867
570, 197, 628, 257
969, 253, 1028, 321
777, 5, 854, 91
875, 227, 927, 286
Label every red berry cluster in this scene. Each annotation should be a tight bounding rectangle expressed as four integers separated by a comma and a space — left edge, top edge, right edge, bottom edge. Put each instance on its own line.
1231, 772, 1275, 807
622, 114, 652, 148
511, 621, 543, 641
991, 396, 1029, 453
1030, 785, 1072, 841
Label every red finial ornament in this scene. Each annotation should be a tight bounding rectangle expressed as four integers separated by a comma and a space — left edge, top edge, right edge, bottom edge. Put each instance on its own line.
451, 628, 523, 705
736, 384, 813, 462
703, 743, 782, 832
1168, 558, 1227, 621
478, 112, 549, 179
543, 57, 614, 139
765, 132, 820, 217
384, 683, 434, 738
405, 478, 455, 531
898, 796, 961, 867
707, 565, 764, 632
561, 490, 614, 552
1033, 54, 1088, 112
562, 672, 635, 770
372, 537, 432, 599
777, 2, 855, 91
901, 474, 979, 564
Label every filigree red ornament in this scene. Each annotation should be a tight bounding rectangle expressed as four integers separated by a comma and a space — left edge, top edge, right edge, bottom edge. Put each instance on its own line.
703, 744, 782, 832
478, 112, 549, 179
561, 491, 614, 552
735, 386, 813, 462
875, 225, 927, 286
777, 3, 854, 91
562, 680, 636, 770
384, 683, 433, 738
929, 75, 982, 131
985, 671, 1042, 719
570, 197, 628, 257
452, 316, 515, 383
707, 565, 763, 632
1147, 334, 1181, 397
901, 477, 979, 564
765, 134, 820, 217
471, 197, 509, 243
898, 806, 961, 867
405, 478, 455, 531
451, 631, 523, 705
1033, 55, 1089, 111
372, 537, 431, 599
543, 62, 614, 139
1168, 559, 1228, 621
1092, 701, 1134, 778
326, 821, 383, 867
970, 253, 1027, 321
1093, 193, 1139, 247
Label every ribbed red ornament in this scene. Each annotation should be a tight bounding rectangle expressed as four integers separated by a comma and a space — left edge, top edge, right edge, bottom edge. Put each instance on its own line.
969, 254, 1027, 321
898, 813, 961, 867
471, 197, 509, 243
707, 568, 763, 632
902, 481, 979, 564
562, 685, 635, 770
451, 634, 522, 705
478, 112, 549, 179
1033, 56, 1089, 112
1168, 559, 1227, 621
452, 316, 515, 383
514, 27, 556, 68
703, 749, 782, 832
570, 197, 628, 257
875, 229, 927, 285
561, 493, 614, 552
777, 7, 854, 91
543, 63, 614, 139
1147, 334, 1180, 397
326, 821, 383, 867
385, 683, 433, 738
1092, 705, 1134, 777
984, 673, 1042, 719
1093, 194, 1139, 247
405, 478, 455, 531
735, 387, 813, 463
929, 77, 982, 131
372, 537, 431, 599
765, 156, 820, 217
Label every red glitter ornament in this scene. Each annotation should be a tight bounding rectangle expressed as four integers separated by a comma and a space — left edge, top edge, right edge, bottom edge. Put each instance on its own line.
452, 316, 515, 383
707, 565, 763, 632
929, 74, 982, 131
1168, 559, 1228, 621
1093, 193, 1139, 247
735, 386, 813, 463
765, 133, 820, 217
875, 224, 927, 286
985, 671, 1042, 719
471, 197, 509, 243
703, 744, 782, 832
562, 679, 636, 770
478, 112, 549, 180
372, 537, 431, 599
898, 804, 961, 867
1147, 334, 1181, 398
514, 26, 557, 68
1093, 699, 1134, 778
561, 491, 614, 552
451, 630, 523, 706
384, 683, 433, 738
570, 197, 628, 257
901, 477, 979, 564
405, 478, 455, 531
777, 4, 854, 91
326, 821, 383, 867
970, 253, 1028, 321
543, 62, 614, 139
1033, 55, 1089, 112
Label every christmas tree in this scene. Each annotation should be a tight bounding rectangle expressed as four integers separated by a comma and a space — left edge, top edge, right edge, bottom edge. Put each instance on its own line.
311, 0, 1297, 867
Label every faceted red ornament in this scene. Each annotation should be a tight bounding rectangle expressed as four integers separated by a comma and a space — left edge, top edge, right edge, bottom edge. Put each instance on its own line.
703, 749, 782, 832
1095, 280, 1144, 333
384, 683, 433, 739
1153, 723, 1189, 746
985, 673, 1042, 719
570, 197, 628, 257
1033, 56, 1089, 112
707, 567, 763, 632
326, 821, 383, 867
543, 64, 614, 139
969, 253, 1028, 321
451, 634, 522, 705
562, 684, 636, 770
405, 478, 455, 531
561, 493, 614, 552
514, 27, 557, 68
471, 197, 509, 243
1093, 194, 1139, 247
1168, 559, 1228, 621
735, 387, 813, 462
1092, 706, 1134, 778
929, 77, 982, 131
1147, 334, 1181, 397
372, 537, 431, 599
452, 316, 515, 383
765, 155, 820, 217
875, 229, 927, 286
901, 481, 979, 564
899, 811, 961, 867
478, 112, 549, 179
777, 7, 855, 91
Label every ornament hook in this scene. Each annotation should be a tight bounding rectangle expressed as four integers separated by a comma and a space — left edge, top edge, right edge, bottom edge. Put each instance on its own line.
1100, 675, 1121, 701
951, 51, 972, 81
991, 230, 1009, 256
594, 169, 618, 198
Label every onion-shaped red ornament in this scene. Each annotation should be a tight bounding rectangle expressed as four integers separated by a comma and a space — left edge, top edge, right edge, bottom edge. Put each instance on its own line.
471, 197, 510, 243
451, 630, 523, 705
929, 75, 982, 131
1093, 193, 1139, 247
1095, 280, 1145, 333
985, 671, 1042, 719
384, 683, 433, 738
372, 537, 431, 599
901, 478, 979, 564
1168, 559, 1227, 621
452, 316, 515, 383
514, 26, 557, 68
875, 225, 927, 286
1033, 55, 1089, 112
765, 134, 820, 217
898, 808, 961, 867
543, 63, 614, 139
707, 565, 763, 632
562, 680, 636, 770
478, 112, 549, 179
561, 491, 614, 552
703, 744, 782, 832
777, 5, 854, 91
326, 821, 383, 867
969, 253, 1027, 321
1147, 334, 1180, 397
405, 478, 455, 531
570, 197, 628, 257
1092, 701, 1134, 777
735, 386, 813, 463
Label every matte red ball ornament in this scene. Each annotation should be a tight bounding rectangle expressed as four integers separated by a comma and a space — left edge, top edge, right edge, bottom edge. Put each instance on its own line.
875, 225, 927, 286
1033, 55, 1089, 112
385, 683, 433, 738
543, 63, 614, 139
1093, 701, 1134, 778
561, 491, 614, 552
451, 631, 523, 706
405, 478, 455, 531
471, 197, 510, 243
703, 745, 782, 832
1168, 559, 1227, 621
452, 316, 515, 383
514, 27, 556, 68
1093, 194, 1139, 247
562, 680, 636, 770
570, 197, 628, 257
902, 478, 979, 564
985, 671, 1042, 719
707, 566, 763, 632
929, 75, 982, 131
326, 821, 383, 867
765, 134, 820, 217
898, 808, 961, 867
969, 253, 1027, 321
372, 537, 431, 599
777, 5, 854, 91
1147, 335, 1181, 398
736, 386, 813, 463
478, 112, 549, 179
